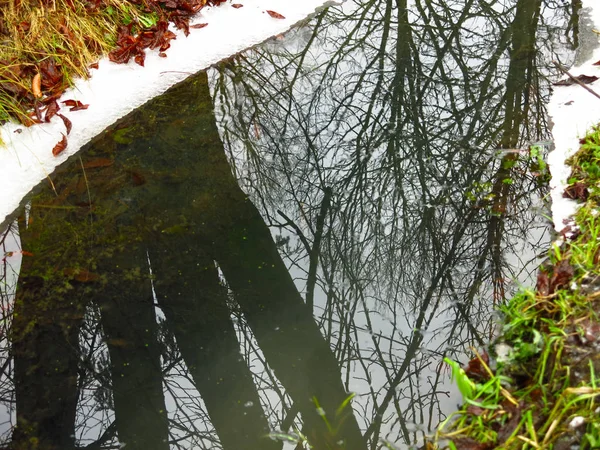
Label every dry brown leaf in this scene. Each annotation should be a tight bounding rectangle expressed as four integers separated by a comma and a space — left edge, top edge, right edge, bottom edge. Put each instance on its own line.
57, 113, 72, 134
464, 350, 490, 382
563, 182, 589, 201
266, 10, 285, 19
554, 74, 599, 86
32, 73, 42, 98
536, 271, 550, 296
44, 100, 60, 122
62, 99, 89, 111
52, 133, 67, 156
550, 259, 574, 293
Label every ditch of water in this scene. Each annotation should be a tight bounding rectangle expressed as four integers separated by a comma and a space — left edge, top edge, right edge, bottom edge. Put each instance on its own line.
0, 0, 582, 448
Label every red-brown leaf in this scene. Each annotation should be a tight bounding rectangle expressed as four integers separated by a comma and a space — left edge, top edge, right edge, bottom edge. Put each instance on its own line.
190, 23, 208, 28
39, 58, 63, 90
138, 21, 176, 51
554, 75, 599, 86
266, 10, 285, 19
90, 62, 99, 69
550, 259, 574, 293
70, 104, 89, 112
62, 99, 83, 107
231, 3, 243, 7
33, 102, 43, 122
172, 15, 190, 36
109, 47, 132, 64
44, 100, 60, 122
464, 351, 490, 382
536, 271, 550, 296
62, 99, 89, 111
52, 134, 67, 156
108, 29, 138, 64
563, 182, 589, 201
134, 52, 146, 67
57, 113, 72, 134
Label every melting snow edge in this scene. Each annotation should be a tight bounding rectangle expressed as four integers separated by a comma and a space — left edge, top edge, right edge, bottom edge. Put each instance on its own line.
548, 0, 600, 231
0, 0, 332, 226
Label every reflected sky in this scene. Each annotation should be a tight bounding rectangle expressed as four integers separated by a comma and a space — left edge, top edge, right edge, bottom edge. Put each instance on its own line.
0, 0, 579, 449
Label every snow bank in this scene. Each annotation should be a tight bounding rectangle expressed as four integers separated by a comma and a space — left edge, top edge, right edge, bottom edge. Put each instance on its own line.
0, 0, 331, 226
548, 1, 600, 231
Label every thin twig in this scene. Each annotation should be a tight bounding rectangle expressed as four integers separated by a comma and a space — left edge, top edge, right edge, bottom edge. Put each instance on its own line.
552, 61, 600, 101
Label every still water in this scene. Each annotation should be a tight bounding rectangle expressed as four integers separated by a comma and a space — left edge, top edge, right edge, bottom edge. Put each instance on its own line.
0, 0, 579, 448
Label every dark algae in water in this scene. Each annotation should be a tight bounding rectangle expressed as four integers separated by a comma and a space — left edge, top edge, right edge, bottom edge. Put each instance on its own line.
8, 72, 366, 450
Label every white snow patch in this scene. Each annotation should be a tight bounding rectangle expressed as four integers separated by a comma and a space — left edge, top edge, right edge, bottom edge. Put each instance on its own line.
548, 0, 600, 231
0, 0, 332, 225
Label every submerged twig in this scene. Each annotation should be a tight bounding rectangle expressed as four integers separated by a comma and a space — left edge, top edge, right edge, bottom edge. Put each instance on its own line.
552, 60, 600, 101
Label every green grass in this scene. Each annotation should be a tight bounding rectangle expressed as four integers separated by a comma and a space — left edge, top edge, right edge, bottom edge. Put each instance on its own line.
430, 125, 600, 450
0, 0, 210, 144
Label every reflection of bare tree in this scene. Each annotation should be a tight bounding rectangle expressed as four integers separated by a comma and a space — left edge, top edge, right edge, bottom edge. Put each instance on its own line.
0, 0, 578, 449
211, 0, 573, 446
1, 71, 367, 450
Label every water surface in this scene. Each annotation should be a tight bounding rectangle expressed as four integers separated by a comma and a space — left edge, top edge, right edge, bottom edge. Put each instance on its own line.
0, 0, 580, 448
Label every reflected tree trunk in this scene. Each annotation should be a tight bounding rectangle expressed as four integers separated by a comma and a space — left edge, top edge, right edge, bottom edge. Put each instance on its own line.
154, 72, 368, 450
11, 216, 83, 450
148, 237, 281, 450
568, 0, 582, 50
96, 245, 170, 450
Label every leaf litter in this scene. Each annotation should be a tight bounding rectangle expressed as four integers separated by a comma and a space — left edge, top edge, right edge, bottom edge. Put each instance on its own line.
0, 0, 232, 154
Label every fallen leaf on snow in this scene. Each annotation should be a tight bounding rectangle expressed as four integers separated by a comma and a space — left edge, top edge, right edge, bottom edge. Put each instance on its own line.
266, 10, 285, 19
57, 113, 72, 134
44, 100, 60, 122
62, 99, 89, 111
52, 134, 68, 156
553, 75, 599, 86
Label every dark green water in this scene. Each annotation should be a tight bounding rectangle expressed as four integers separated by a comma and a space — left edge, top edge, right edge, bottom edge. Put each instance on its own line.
0, 0, 580, 449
